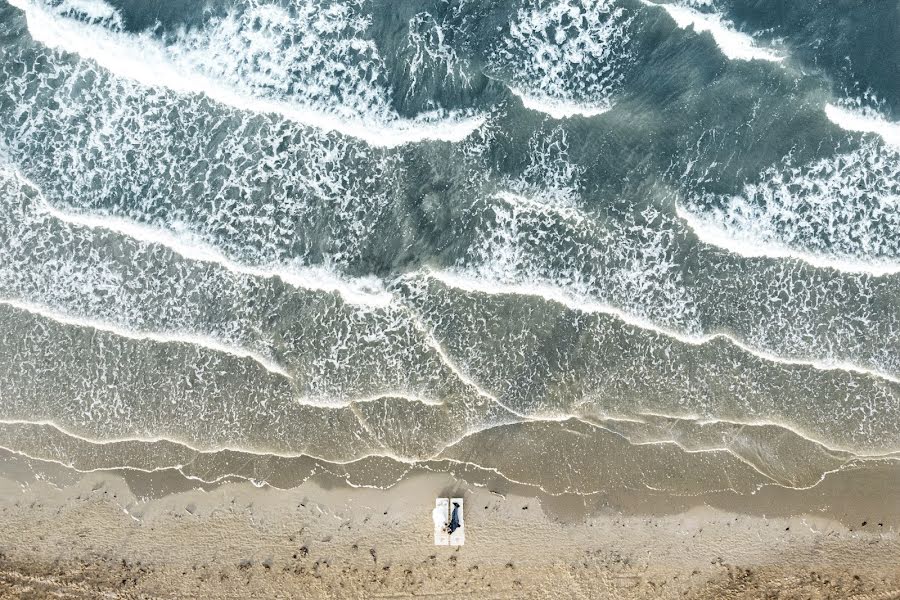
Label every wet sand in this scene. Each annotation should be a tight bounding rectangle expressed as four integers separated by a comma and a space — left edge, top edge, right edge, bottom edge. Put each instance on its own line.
0, 450, 899, 599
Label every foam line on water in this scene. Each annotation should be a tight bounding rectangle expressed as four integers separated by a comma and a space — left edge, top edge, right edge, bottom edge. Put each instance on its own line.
677, 140, 900, 271
11, 411, 889, 463
0, 419, 415, 464
0, 441, 414, 491
431, 417, 872, 495
7, 0, 485, 148
493, 191, 586, 223
589, 427, 788, 488
432, 407, 870, 462
9, 170, 516, 414
0, 422, 781, 497
634, 411, 900, 458
0, 438, 627, 498
0, 443, 236, 481
293, 391, 447, 410
0, 418, 533, 467
2, 417, 892, 496
423, 269, 900, 385
431, 456, 751, 496
642, 1, 783, 62
39, 201, 394, 307
675, 203, 900, 276
0, 298, 293, 379
509, 86, 611, 120
0, 300, 451, 409
493, 0, 634, 121
53, 0, 121, 23
824, 103, 900, 149
397, 304, 530, 420
3, 434, 882, 498
332, 392, 444, 408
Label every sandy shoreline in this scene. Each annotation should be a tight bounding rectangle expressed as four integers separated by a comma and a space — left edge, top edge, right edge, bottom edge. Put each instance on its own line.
0, 450, 898, 599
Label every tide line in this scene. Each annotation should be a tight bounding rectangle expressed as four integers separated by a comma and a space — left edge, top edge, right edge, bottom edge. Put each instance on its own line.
0, 418, 767, 497
0, 443, 240, 483
0, 419, 761, 497
0, 436, 875, 499
634, 410, 900, 458
421, 269, 900, 385
432, 411, 866, 462
432, 445, 771, 497
0, 298, 293, 379
0, 418, 413, 464
0, 442, 416, 492
0, 441, 404, 492
431, 415, 899, 495
2, 416, 895, 496
0, 417, 512, 469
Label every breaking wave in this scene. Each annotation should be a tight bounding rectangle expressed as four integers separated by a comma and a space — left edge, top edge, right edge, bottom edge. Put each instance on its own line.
678, 141, 900, 275
642, 0, 783, 62
7, 0, 484, 146
491, 0, 636, 117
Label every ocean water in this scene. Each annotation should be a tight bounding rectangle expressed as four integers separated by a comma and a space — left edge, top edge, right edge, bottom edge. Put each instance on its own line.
0, 0, 898, 496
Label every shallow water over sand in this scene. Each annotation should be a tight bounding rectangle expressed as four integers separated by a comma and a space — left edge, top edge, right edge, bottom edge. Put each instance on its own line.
0, 0, 899, 495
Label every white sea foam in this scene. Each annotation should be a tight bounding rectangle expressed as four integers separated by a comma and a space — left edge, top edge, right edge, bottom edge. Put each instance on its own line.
422, 268, 900, 385
0, 168, 482, 410
0, 56, 409, 284
0, 298, 293, 379
493, 191, 586, 224
493, 127, 591, 221
54, 0, 121, 25
0, 418, 417, 463
405, 11, 471, 97
825, 103, 900, 149
0, 164, 392, 307
398, 304, 520, 417
464, 128, 700, 334
678, 142, 900, 275
445, 133, 900, 387
426, 267, 688, 340
509, 86, 611, 120
676, 204, 900, 276
7, 0, 484, 147
3, 420, 891, 495
289, 390, 447, 410
40, 202, 394, 307
493, 0, 634, 118
642, 1, 783, 62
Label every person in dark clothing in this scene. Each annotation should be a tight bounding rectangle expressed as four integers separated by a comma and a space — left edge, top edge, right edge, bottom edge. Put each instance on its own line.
448, 502, 461, 534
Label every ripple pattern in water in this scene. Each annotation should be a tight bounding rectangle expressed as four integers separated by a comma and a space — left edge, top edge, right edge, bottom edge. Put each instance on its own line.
0, 0, 899, 495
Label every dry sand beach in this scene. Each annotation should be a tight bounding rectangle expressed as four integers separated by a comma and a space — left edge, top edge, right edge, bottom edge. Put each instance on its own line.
1, 448, 899, 599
